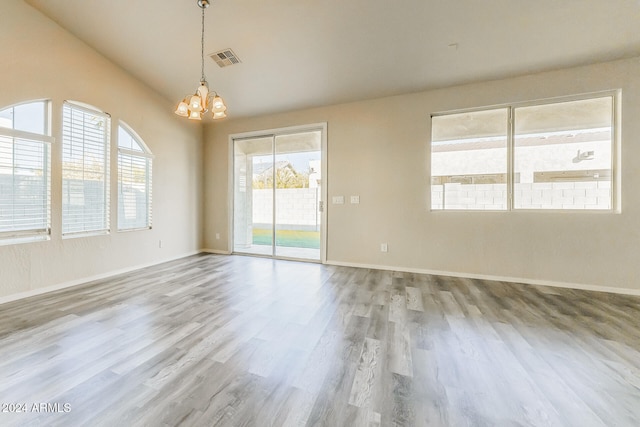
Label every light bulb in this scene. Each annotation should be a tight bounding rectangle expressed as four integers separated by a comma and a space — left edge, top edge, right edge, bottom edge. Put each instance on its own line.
212, 95, 225, 110
174, 101, 189, 117
190, 95, 203, 112
189, 110, 202, 120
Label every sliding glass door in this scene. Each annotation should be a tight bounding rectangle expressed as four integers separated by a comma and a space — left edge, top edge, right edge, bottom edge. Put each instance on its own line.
233, 136, 274, 256
233, 125, 324, 261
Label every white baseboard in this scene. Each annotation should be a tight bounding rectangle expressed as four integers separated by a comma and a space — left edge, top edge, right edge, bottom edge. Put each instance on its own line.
324, 259, 640, 297
201, 248, 232, 255
7, 251, 634, 306
0, 250, 201, 306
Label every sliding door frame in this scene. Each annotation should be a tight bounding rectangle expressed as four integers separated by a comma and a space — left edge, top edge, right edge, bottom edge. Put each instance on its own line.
228, 122, 328, 263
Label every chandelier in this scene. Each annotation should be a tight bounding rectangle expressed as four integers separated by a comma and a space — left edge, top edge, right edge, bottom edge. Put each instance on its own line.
174, 0, 227, 120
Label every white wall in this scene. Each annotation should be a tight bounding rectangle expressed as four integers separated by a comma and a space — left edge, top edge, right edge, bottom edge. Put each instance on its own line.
432, 182, 611, 211
204, 56, 640, 293
253, 188, 321, 229
0, 0, 203, 299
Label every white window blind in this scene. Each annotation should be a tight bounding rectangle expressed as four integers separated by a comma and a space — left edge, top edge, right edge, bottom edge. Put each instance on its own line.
0, 101, 52, 243
117, 124, 152, 230
62, 102, 110, 235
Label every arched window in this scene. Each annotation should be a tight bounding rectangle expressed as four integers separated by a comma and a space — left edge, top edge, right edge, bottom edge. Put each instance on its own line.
62, 101, 111, 235
0, 100, 52, 243
117, 123, 152, 231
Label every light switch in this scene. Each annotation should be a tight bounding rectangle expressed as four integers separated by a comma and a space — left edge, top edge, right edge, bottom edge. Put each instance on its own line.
332, 196, 345, 204
350, 196, 360, 204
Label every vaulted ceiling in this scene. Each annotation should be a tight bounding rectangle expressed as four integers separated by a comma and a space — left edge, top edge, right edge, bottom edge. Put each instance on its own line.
25, 0, 640, 120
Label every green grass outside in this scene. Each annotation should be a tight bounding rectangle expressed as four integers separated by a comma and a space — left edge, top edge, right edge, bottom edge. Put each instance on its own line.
253, 229, 320, 249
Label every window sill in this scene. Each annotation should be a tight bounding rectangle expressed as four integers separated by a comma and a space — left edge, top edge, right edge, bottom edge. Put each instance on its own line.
62, 230, 110, 240
0, 234, 50, 247
117, 226, 152, 233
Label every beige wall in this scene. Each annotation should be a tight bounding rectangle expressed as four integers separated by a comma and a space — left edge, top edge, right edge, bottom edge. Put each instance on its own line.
204, 56, 640, 293
0, 0, 203, 299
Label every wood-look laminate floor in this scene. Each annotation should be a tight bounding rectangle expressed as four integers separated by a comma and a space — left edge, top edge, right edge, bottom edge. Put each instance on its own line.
1, 254, 640, 426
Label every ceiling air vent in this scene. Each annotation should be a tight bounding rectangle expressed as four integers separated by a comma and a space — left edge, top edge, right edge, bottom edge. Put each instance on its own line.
210, 49, 241, 68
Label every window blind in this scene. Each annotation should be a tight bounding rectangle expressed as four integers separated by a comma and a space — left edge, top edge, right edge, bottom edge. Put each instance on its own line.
62, 102, 110, 235
118, 149, 152, 230
0, 130, 51, 241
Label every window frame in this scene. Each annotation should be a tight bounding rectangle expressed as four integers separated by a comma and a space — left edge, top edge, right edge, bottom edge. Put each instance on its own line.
117, 122, 153, 232
0, 100, 53, 245
430, 90, 620, 213
61, 101, 111, 237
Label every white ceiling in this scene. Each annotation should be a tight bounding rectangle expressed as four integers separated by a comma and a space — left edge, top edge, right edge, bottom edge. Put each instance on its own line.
25, 0, 640, 120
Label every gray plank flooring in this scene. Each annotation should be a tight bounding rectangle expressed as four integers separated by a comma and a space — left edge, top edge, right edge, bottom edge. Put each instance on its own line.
0, 253, 639, 426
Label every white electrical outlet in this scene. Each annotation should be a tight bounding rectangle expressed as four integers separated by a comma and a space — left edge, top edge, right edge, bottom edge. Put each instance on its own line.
380, 243, 388, 252
332, 196, 345, 204
215, 233, 221, 240
350, 195, 360, 204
